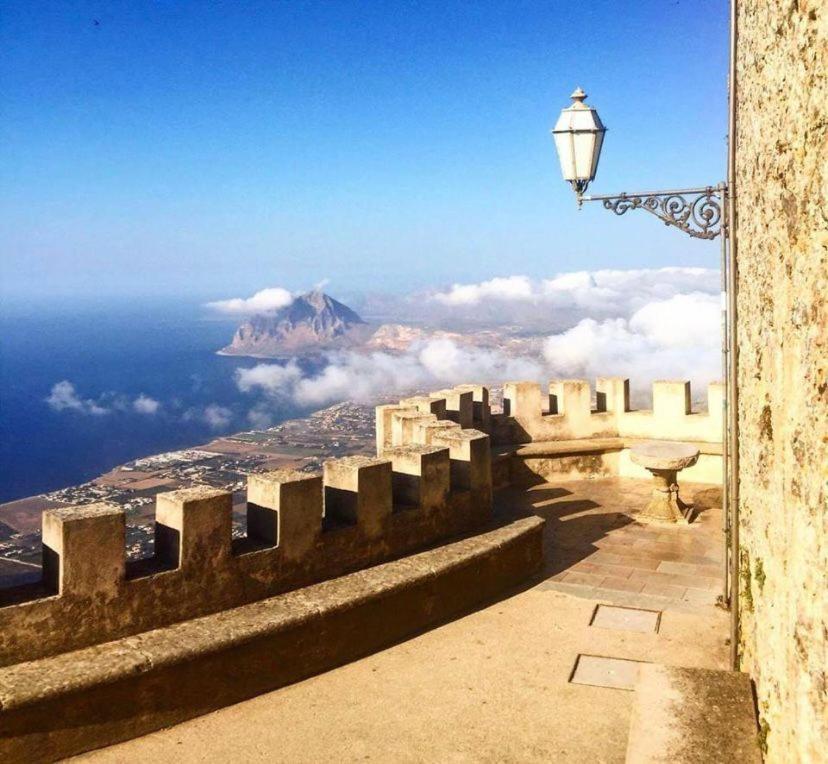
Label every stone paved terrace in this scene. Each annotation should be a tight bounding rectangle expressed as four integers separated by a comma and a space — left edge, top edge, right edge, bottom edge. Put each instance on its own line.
510, 478, 725, 612
77, 478, 729, 763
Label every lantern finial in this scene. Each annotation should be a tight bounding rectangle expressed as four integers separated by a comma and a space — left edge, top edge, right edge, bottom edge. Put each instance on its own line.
570, 87, 587, 103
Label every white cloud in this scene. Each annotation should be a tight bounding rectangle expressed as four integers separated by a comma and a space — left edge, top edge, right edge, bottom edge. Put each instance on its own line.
182, 404, 236, 430
236, 270, 722, 413
432, 276, 534, 305
542, 293, 721, 384
627, 292, 720, 348
133, 394, 161, 415
206, 287, 294, 315
237, 341, 542, 408
47, 382, 167, 418
429, 268, 719, 322
246, 404, 275, 430
46, 381, 109, 415
203, 404, 233, 430
235, 360, 303, 393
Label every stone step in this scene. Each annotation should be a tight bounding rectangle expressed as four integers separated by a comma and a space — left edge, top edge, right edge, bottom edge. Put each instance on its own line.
626, 664, 763, 763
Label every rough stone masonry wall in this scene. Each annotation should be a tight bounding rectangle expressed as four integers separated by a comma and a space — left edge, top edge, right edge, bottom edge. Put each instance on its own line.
734, 2, 827, 761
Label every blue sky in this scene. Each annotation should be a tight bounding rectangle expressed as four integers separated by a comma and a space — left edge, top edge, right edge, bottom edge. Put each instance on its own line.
0, 0, 729, 301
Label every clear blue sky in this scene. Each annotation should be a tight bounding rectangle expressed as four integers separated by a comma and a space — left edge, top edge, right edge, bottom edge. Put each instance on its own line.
0, 0, 729, 301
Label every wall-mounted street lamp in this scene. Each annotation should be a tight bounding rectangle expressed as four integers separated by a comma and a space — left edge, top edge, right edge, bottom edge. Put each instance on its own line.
551, 86, 740, 667
552, 88, 724, 240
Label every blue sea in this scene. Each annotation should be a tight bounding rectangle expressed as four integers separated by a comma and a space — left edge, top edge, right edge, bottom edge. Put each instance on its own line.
0, 298, 315, 503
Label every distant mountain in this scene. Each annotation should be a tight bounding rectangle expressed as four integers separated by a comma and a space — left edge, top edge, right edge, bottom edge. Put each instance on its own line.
219, 290, 374, 357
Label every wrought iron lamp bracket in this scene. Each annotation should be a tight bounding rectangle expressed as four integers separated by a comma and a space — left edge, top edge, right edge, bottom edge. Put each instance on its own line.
578, 185, 727, 240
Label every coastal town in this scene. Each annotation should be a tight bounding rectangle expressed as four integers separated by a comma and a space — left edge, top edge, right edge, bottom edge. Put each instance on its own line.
0, 401, 377, 587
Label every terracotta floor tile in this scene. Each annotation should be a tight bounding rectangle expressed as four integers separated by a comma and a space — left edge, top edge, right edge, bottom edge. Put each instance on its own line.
657, 561, 706, 576
642, 582, 687, 599
540, 581, 598, 599
681, 588, 720, 605
563, 571, 605, 587
572, 562, 634, 579
496, 477, 723, 613
599, 576, 646, 593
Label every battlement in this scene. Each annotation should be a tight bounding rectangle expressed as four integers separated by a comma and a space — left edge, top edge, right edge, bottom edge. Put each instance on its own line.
501, 378, 723, 443
379, 379, 724, 485
0, 436, 492, 667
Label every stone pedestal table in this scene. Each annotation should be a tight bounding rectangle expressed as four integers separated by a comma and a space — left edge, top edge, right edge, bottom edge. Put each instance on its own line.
630, 441, 700, 524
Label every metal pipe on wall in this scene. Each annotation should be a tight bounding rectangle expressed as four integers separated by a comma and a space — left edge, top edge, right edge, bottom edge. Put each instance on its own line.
728, 0, 741, 671
719, 182, 730, 610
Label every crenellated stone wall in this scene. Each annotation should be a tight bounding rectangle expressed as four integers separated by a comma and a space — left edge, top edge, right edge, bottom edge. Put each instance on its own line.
0, 437, 492, 667
733, 2, 827, 761
379, 378, 724, 486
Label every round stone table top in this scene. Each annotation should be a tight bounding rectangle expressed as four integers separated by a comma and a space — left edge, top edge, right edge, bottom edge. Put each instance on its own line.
630, 441, 700, 471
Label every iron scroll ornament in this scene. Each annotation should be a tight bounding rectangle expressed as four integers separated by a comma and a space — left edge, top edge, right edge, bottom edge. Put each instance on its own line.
592, 187, 724, 240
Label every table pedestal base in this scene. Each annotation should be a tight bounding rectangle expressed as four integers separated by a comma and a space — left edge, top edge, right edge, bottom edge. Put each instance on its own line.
640, 468, 690, 524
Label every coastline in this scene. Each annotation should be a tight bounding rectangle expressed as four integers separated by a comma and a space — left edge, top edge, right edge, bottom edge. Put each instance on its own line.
0, 400, 380, 583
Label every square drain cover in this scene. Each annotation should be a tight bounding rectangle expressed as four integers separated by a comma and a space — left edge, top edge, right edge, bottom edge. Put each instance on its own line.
569, 654, 644, 691
590, 604, 661, 633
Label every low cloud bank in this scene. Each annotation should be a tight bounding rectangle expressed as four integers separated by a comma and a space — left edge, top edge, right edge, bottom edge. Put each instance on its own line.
236, 289, 721, 410
48, 268, 722, 436
46, 381, 110, 416
542, 292, 720, 381
198, 404, 233, 430
133, 394, 161, 415
428, 267, 719, 321
205, 287, 294, 315
46, 382, 161, 417
46, 381, 242, 436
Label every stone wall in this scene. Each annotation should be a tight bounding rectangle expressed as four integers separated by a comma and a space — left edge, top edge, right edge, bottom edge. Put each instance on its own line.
734, 2, 827, 761
379, 378, 724, 484
0, 435, 492, 666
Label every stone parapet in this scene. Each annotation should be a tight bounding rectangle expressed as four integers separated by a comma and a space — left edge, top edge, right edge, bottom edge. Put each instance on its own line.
0, 517, 544, 763
500, 379, 723, 444
0, 434, 493, 668
382, 378, 723, 451
380, 378, 723, 486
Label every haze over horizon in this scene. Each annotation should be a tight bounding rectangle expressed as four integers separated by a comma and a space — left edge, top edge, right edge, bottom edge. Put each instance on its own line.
1, 0, 728, 301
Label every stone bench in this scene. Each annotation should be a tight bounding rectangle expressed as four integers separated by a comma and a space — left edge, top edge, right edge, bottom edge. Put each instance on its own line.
493, 438, 722, 486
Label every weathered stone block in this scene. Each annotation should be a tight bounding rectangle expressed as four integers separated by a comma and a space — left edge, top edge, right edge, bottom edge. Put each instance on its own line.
503, 381, 541, 418
400, 395, 447, 420
385, 445, 450, 513
412, 418, 461, 446
596, 377, 630, 414
431, 429, 492, 508
653, 380, 691, 419
155, 487, 232, 572
391, 410, 436, 446
323, 455, 392, 537
42, 503, 125, 597
707, 382, 724, 430
247, 471, 321, 561
375, 404, 416, 454
431, 388, 473, 428
454, 384, 490, 428
548, 379, 591, 428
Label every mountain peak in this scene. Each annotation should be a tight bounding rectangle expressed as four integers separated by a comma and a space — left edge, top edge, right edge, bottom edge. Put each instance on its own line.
219, 291, 369, 357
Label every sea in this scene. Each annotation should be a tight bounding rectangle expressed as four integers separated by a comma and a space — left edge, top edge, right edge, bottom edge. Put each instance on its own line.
0, 298, 317, 503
